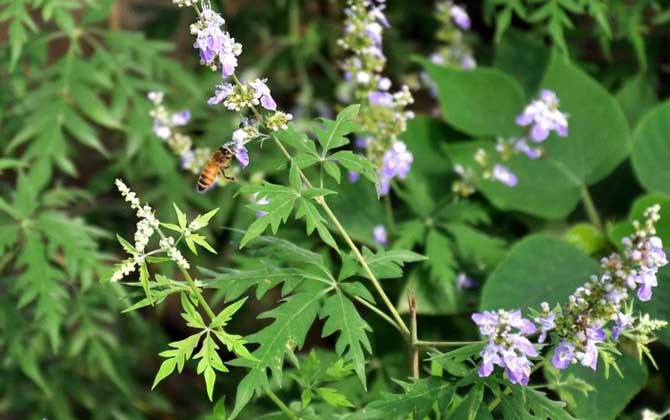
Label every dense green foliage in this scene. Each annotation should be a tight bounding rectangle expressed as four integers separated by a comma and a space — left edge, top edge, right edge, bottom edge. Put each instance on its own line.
2, 0, 670, 419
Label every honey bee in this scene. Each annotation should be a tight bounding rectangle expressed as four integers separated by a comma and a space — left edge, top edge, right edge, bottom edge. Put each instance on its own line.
196, 145, 236, 193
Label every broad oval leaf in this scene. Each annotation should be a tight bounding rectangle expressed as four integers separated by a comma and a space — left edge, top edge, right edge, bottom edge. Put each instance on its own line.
480, 235, 599, 314
631, 100, 670, 195
421, 59, 525, 137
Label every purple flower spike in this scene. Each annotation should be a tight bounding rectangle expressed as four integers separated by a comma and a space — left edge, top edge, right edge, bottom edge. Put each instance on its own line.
552, 342, 575, 370
612, 312, 633, 341
492, 164, 517, 187
250, 79, 277, 111
373, 225, 388, 246
348, 171, 360, 183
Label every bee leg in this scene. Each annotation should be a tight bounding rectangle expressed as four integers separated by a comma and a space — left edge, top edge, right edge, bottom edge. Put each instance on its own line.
222, 171, 236, 182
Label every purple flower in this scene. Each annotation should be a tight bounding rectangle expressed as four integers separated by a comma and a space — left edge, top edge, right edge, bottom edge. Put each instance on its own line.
355, 137, 367, 149
479, 344, 501, 377
472, 309, 538, 384
636, 269, 657, 301
379, 141, 413, 196
516, 89, 569, 142
552, 342, 575, 369
450, 4, 471, 30
192, 6, 241, 77
250, 79, 277, 111
373, 224, 388, 246
368, 91, 394, 107
180, 149, 194, 169
457, 272, 478, 290
382, 142, 413, 179
208, 83, 233, 105
492, 164, 517, 187
535, 302, 556, 343
232, 128, 250, 168
472, 310, 498, 336
576, 341, 598, 370
171, 110, 191, 126
348, 171, 360, 183
514, 139, 542, 160
612, 312, 633, 341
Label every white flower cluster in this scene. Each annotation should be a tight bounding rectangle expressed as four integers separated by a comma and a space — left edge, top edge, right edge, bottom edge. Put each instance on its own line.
159, 236, 190, 270
111, 179, 192, 282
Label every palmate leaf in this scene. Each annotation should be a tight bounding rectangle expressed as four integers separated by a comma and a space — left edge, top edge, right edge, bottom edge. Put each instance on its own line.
346, 377, 452, 420
202, 265, 308, 301
328, 150, 378, 186
229, 286, 332, 418
295, 198, 339, 251
319, 289, 372, 389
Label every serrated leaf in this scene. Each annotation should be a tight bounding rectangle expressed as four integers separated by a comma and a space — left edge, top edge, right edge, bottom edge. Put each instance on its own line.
190, 208, 220, 231
317, 387, 355, 408
347, 377, 451, 420
314, 104, 360, 154
295, 198, 339, 251
210, 297, 248, 329
319, 290, 372, 389
240, 183, 299, 248
329, 150, 378, 186
229, 288, 330, 418
363, 247, 427, 280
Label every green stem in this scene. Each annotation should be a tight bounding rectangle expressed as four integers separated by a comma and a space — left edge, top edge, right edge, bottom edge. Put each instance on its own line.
266, 388, 300, 420
488, 360, 545, 411
353, 295, 403, 335
581, 186, 602, 231
231, 74, 410, 338
409, 294, 419, 379
415, 340, 484, 348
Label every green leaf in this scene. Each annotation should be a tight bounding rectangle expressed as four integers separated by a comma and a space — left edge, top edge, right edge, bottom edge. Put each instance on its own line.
429, 344, 485, 377
210, 297, 248, 329
631, 100, 670, 195
295, 198, 339, 251
139, 261, 153, 305
449, 383, 483, 420
315, 104, 360, 154
347, 377, 451, 420
615, 75, 657, 130
363, 248, 427, 280
317, 387, 355, 408
229, 288, 329, 418
62, 106, 108, 156
190, 208, 220, 231
116, 234, 138, 255
493, 29, 551, 95
329, 151, 378, 185
301, 389, 313, 408
420, 59, 526, 137
275, 123, 319, 163
319, 290, 372, 389
564, 223, 606, 255
444, 223, 507, 270
240, 183, 299, 247
323, 159, 341, 184
481, 235, 599, 315
447, 141, 581, 220
540, 51, 631, 186
153, 333, 203, 388
70, 83, 120, 128
545, 352, 647, 420
194, 333, 229, 401
181, 293, 206, 329
173, 203, 187, 230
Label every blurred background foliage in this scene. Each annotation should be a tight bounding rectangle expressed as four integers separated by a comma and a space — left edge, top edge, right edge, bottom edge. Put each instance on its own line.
1, 0, 670, 418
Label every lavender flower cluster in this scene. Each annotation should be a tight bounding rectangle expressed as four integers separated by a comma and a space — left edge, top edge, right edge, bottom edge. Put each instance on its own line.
472, 206, 668, 384
429, 1, 476, 70
148, 91, 215, 176
338, 0, 415, 196
167, 1, 294, 176
453, 89, 568, 196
